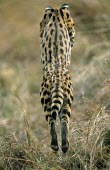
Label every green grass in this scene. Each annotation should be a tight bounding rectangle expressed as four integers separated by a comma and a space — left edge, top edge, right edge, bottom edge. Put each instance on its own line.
0, 0, 110, 169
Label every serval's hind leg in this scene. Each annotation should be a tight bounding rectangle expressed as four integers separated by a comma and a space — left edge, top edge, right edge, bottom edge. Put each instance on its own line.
46, 110, 58, 151
50, 118, 59, 152
60, 107, 70, 153
59, 76, 73, 153
40, 78, 59, 152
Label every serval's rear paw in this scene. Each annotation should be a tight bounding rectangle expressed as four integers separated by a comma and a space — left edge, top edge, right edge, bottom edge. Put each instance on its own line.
62, 141, 69, 153
50, 140, 59, 152
51, 144, 59, 152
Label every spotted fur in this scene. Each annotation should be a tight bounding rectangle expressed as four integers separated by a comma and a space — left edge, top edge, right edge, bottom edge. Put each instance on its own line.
40, 4, 75, 153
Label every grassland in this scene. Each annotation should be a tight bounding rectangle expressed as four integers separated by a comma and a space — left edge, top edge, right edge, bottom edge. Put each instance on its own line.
0, 0, 110, 169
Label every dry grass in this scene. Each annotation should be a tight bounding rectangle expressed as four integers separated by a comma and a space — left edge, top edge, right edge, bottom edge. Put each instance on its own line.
0, 0, 110, 169
1, 106, 110, 169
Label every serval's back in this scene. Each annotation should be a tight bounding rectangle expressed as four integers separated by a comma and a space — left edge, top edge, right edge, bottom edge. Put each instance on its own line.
40, 4, 75, 153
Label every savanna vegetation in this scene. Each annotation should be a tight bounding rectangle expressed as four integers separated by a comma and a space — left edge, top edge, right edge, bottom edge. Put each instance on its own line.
0, 0, 110, 169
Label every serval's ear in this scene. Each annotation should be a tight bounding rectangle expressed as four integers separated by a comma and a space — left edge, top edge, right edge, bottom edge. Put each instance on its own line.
45, 6, 54, 12
60, 4, 69, 11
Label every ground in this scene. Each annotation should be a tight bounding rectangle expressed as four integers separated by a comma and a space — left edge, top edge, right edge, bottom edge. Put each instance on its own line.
0, 0, 110, 169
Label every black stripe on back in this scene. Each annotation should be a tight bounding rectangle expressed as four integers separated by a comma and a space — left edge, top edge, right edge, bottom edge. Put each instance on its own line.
52, 105, 59, 111
60, 9, 64, 19
53, 100, 62, 105
53, 94, 63, 99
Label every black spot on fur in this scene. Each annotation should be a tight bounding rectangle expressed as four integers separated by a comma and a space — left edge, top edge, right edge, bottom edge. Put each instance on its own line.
49, 50, 52, 56
51, 9, 54, 12
68, 99, 71, 107
60, 48, 64, 54
45, 98, 51, 104
49, 37, 51, 43
57, 17, 60, 22
67, 89, 70, 94
53, 16, 55, 22
66, 13, 69, 19
44, 31, 47, 37
50, 29, 54, 35
49, 13, 52, 18
43, 90, 48, 96
49, 23, 52, 27
46, 36, 48, 41
45, 115, 48, 121
44, 106, 47, 112
44, 14, 46, 19
45, 114, 52, 121
59, 34, 62, 40
59, 23, 62, 28
45, 47, 47, 54
60, 41, 63, 47
42, 43, 45, 48
41, 98, 44, 105
66, 47, 68, 52
70, 95, 74, 101
65, 40, 67, 45
69, 31, 72, 37
48, 42, 51, 48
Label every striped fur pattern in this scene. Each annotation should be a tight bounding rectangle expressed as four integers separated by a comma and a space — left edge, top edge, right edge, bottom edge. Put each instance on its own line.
40, 4, 75, 153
